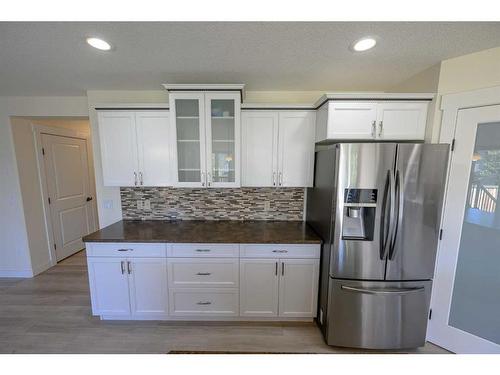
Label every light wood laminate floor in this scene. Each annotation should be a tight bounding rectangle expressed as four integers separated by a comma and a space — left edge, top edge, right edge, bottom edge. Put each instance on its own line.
0, 250, 448, 354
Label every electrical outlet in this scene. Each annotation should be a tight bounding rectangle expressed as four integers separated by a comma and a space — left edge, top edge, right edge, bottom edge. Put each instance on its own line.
263, 201, 271, 211
136, 200, 143, 210
143, 199, 151, 210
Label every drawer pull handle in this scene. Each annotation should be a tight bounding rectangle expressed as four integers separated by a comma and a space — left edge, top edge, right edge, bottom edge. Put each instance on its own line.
196, 301, 212, 305
117, 248, 133, 252
272, 250, 288, 253
195, 249, 211, 252
196, 272, 212, 276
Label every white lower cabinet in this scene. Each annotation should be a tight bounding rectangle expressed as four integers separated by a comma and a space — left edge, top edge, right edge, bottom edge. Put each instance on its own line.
278, 259, 319, 317
169, 288, 239, 317
87, 257, 131, 316
128, 258, 169, 318
240, 259, 279, 317
240, 258, 320, 318
86, 242, 320, 321
87, 256, 168, 319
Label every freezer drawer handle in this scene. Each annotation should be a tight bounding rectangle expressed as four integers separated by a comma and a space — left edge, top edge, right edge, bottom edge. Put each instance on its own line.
341, 285, 425, 295
196, 272, 211, 276
272, 250, 288, 253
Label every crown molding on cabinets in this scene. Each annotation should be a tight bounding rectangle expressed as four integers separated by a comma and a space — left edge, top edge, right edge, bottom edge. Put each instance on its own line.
314, 92, 435, 109
94, 103, 169, 111
163, 84, 246, 102
241, 103, 315, 111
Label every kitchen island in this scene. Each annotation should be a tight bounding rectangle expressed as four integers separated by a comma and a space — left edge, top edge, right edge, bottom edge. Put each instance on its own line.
83, 220, 321, 321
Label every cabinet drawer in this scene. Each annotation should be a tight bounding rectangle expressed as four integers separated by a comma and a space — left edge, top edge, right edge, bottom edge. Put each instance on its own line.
85, 242, 167, 258
168, 243, 239, 258
168, 258, 239, 288
168, 288, 239, 316
240, 244, 320, 259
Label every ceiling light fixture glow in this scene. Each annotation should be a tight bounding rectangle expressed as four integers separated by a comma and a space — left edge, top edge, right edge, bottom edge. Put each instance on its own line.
352, 37, 377, 52
86, 37, 112, 51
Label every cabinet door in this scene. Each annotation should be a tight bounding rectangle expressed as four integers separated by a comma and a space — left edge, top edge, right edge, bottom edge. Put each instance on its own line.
239, 259, 279, 317
170, 93, 207, 187
205, 92, 241, 187
136, 111, 171, 186
87, 257, 130, 316
278, 111, 316, 187
376, 102, 428, 140
278, 258, 319, 317
97, 111, 139, 186
327, 102, 377, 139
128, 258, 168, 317
241, 111, 279, 187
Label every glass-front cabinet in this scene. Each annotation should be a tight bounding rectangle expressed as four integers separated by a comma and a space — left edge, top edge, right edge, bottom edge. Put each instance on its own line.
170, 91, 241, 188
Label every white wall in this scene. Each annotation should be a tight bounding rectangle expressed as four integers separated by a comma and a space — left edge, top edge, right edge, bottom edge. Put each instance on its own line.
0, 97, 88, 277
430, 46, 500, 142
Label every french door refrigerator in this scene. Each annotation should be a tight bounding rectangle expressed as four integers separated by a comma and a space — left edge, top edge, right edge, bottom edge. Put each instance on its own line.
306, 142, 449, 349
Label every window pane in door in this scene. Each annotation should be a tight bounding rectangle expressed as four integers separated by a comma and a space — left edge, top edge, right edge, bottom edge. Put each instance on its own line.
210, 99, 235, 183
175, 99, 201, 182
448, 122, 500, 344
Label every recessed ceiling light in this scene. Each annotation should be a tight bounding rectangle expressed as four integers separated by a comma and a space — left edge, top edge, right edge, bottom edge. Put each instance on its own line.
86, 37, 112, 51
352, 37, 377, 52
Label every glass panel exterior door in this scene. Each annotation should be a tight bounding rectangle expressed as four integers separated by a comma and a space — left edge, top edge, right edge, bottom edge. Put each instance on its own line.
448, 121, 500, 345
173, 94, 205, 186
205, 93, 240, 187
429, 104, 500, 353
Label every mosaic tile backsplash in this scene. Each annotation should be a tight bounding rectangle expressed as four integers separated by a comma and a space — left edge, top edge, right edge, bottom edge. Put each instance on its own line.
120, 187, 305, 221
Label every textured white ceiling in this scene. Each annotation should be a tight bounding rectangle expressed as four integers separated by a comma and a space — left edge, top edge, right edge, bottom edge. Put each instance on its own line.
1, 22, 500, 96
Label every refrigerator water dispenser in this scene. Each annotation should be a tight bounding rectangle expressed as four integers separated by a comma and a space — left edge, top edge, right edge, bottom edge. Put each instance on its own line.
342, 188, 377, 241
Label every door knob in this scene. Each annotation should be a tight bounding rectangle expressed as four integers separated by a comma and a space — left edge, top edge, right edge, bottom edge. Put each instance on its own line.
86, 197, 93, 202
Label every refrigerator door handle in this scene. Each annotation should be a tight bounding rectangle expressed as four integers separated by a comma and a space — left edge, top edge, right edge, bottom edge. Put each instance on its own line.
341, 285, 425, 295
389, 170, 404, 260
379, 170, 395, 260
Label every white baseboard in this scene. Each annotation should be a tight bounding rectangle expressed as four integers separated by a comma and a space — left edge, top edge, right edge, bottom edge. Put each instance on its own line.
0, 269, 34, 278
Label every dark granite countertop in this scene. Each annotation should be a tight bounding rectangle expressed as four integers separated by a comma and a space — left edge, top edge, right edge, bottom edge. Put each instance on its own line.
83, 220, 322, 244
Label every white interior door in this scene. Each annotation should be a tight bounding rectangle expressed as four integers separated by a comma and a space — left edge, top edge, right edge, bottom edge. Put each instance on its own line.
429, 105, 500, 353
41, 134, 95, 261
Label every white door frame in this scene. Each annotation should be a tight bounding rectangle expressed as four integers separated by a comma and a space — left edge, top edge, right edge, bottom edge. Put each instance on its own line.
428, 85, 500, 352
33, 124, 98, 266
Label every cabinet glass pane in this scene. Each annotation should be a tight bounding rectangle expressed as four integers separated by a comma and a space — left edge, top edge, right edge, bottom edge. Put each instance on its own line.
175, 99, 201, 182
448, 122, 500, 344
210, 99, 235, 183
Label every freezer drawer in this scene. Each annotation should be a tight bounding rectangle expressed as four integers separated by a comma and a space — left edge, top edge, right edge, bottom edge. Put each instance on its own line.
326, 279, 432, 349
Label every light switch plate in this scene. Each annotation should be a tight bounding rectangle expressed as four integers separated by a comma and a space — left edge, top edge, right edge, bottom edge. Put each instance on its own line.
136, 200, 143, 210
143, 199, 151, 210
263, 201, 271, 211
103, 200, 113, 209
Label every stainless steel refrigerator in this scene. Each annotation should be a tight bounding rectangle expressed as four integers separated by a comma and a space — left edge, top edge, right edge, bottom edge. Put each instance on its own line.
306, 142, 449, 349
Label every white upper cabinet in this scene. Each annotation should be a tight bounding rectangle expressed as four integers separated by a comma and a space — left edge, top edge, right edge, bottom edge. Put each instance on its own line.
98, 111, 138, 187
241, 111, 279, 187
375, 102, 428, 140
170, 92, 241, 188
241, 110, 316, 188
97, 110, 171, 187
315, 100, 429, 141
278, 112, 316, 187
322, 102, 378, 140
136, 112, 172, 186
